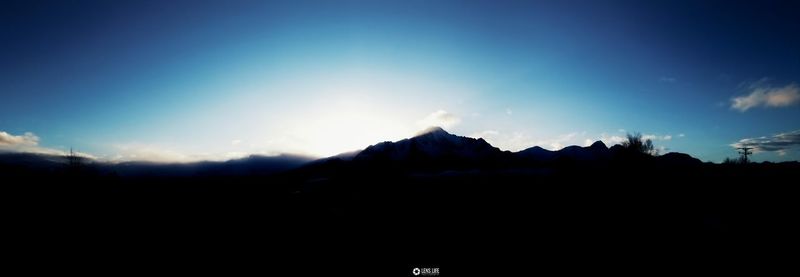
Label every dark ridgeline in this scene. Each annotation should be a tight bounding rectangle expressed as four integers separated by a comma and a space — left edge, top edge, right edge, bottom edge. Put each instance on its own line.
351, 126, 514, 171
2, 128, 797, 273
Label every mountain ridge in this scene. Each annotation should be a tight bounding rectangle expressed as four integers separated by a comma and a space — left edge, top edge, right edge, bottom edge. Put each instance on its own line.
0, 127, 710, 176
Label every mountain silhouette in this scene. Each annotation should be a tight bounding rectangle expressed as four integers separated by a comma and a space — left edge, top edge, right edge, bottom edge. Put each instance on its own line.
351, 126, 512, 171
0, 127, 723, 177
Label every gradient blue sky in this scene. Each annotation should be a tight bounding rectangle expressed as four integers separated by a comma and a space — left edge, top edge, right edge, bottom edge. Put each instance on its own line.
1, 0, 799, 162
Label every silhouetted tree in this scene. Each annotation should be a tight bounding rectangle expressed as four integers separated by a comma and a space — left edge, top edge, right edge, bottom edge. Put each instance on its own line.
723, 157, 742, 165
622, 132, 657, 156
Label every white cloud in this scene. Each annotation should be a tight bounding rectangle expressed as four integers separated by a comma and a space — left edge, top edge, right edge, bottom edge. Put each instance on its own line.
731, 83, 800, 112
678, 133, 685, 138
505, 108, 513, 115
231, 139, 242, 146
417, 110, 461, 129
0, 131, 39, 146
599, 133, 626, 146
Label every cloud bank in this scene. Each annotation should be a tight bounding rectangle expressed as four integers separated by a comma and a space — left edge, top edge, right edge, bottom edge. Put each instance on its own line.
731, 130, 800, 153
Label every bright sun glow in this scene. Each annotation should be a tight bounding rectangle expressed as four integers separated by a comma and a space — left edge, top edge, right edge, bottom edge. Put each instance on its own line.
285, 97, 418, 158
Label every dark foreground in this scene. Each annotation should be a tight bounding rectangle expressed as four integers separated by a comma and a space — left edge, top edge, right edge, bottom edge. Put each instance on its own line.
4, 160, 798, 275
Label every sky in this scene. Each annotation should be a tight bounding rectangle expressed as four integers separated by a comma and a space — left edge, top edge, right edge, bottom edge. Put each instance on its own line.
1, 0, 799, 162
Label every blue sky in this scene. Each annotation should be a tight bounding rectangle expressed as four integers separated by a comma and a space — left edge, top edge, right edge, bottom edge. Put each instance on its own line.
1, 0, 798, 162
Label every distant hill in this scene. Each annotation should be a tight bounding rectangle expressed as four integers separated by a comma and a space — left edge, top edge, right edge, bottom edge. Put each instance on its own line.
0, 152, 69, 174
0, 152, 315, 177
104, 154, 315, 177
656, 152, 703, 167
0, 152, 67, 167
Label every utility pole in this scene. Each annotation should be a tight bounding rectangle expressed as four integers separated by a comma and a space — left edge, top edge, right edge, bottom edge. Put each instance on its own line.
67, 147, 81, 168
737, 147, 753, 164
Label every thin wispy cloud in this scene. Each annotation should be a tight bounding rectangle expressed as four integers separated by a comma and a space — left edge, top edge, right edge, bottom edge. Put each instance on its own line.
417, 110, 461, 129
108, 143, 252, 163
537, 132, 584, 150
731, 82, 800, 112
659, 77, 677, 83
473, 130, 591, 151
470, 130, 499, 138
601, 131, 678, 146
109, 143, 191, 163
731, 130, 800, 153
642, 134, 672, 141
469, 130, 533, 152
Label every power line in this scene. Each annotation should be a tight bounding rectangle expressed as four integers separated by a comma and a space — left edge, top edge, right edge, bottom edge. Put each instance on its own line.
737, 147, 753, 163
